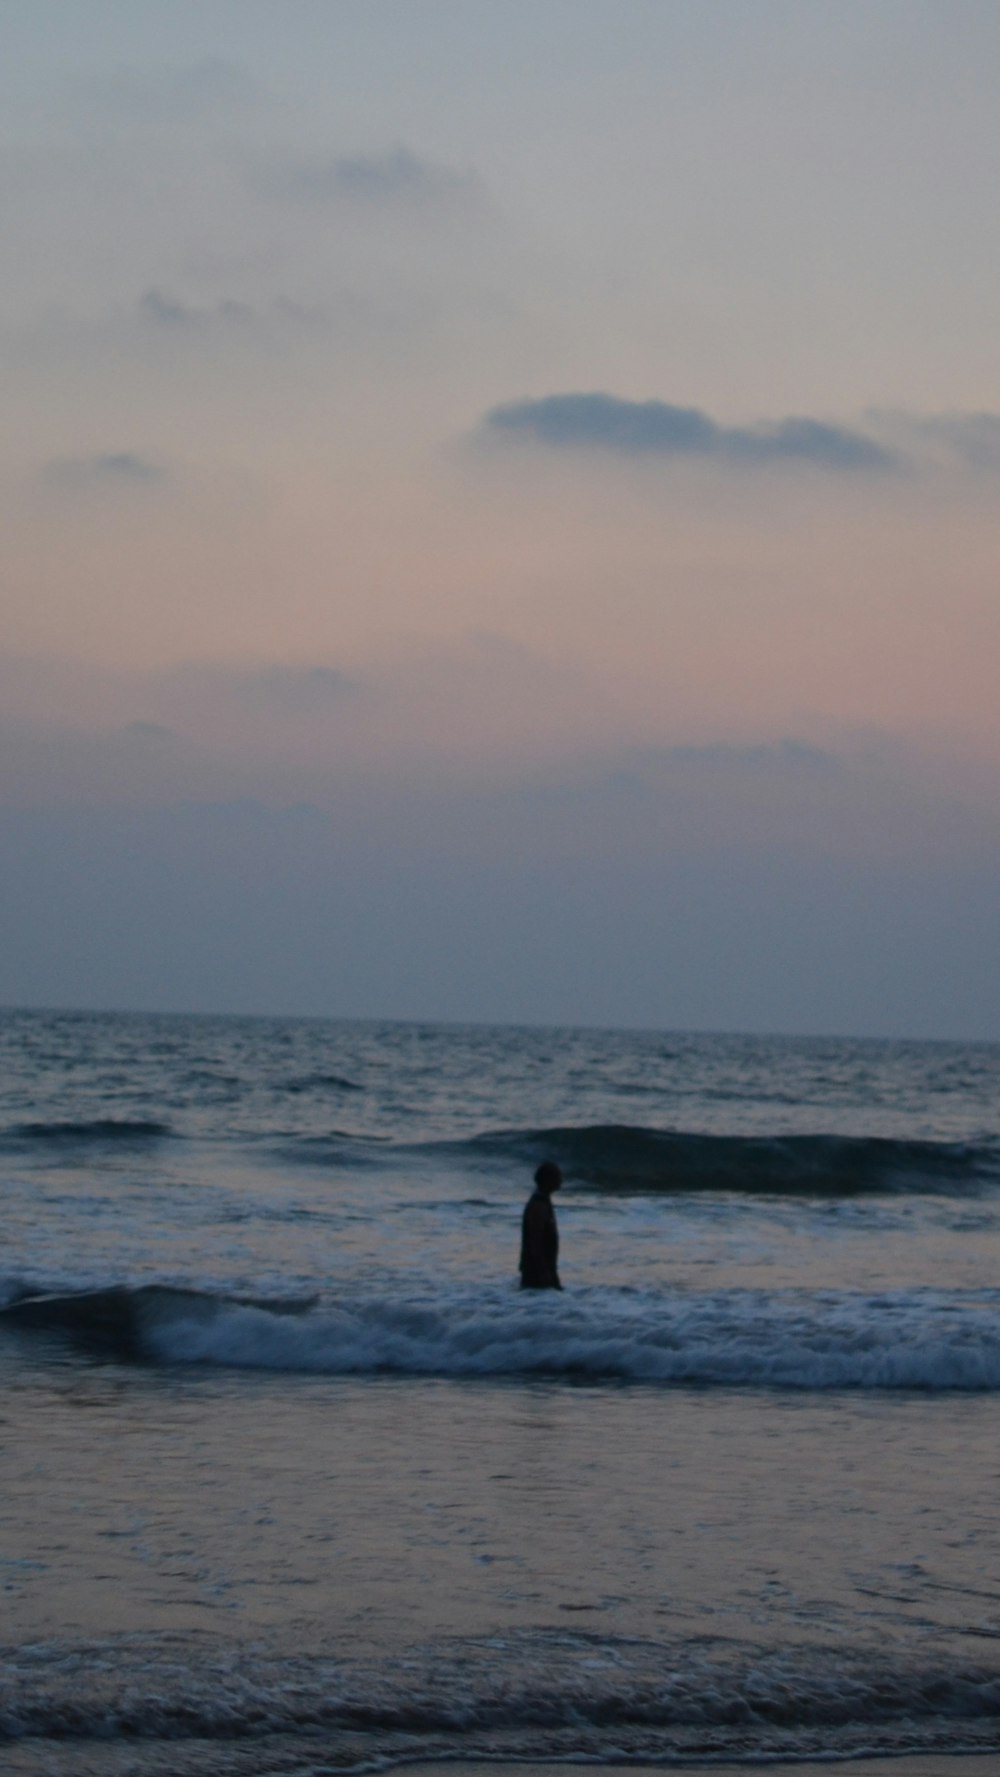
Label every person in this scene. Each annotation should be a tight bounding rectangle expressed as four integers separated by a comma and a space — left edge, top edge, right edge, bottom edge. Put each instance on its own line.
519, 1161, 563, 1289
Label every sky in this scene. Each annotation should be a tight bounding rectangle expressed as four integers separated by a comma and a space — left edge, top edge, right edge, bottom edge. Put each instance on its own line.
2, 0, 999, 1037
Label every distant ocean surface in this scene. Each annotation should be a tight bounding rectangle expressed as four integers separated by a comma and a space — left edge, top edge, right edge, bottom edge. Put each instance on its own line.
3, 1008, 1000, 1774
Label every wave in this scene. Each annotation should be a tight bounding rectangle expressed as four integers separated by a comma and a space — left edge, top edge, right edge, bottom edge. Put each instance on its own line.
459, 1124, 1000, 1195
0, 1284, 317, 1358
6, 1631, 1000, 1767
0, 1116, 173, 1149
273, 1129, 391, 1169
276, 1122, 1000, 1196
282, 1073, 363, 1094
7, 1280, 1000, 1389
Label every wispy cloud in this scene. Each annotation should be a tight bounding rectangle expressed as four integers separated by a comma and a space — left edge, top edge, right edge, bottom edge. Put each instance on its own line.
40, 452, 168, 490
223, 664, 357, 711
640, 738, 840, 773
136, 288, 336, 336
139, 289, 255, 330
482, 393, 900, 473
248, 144, 485, 215
916, 413, 1000, 471
0, 656, 360, 809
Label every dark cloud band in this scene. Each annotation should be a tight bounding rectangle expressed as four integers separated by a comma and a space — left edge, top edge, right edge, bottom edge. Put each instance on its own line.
41, 453, 167, 489
483, 393, 899, 472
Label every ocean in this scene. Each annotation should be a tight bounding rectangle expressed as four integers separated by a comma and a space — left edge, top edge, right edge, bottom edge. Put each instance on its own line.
2, 1007, 1000, 1775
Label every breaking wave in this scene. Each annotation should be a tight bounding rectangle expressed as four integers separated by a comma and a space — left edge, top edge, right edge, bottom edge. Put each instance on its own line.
6, 1279, 1000, 1389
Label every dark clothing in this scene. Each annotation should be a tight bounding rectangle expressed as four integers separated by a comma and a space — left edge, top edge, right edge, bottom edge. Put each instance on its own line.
519, 1189, 561, 1289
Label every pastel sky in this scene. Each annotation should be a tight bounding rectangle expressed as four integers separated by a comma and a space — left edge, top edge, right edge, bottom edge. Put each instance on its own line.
3, 0, 999, 1035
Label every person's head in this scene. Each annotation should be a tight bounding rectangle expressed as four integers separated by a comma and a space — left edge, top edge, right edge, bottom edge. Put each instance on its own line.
534, 1161, 563, 1195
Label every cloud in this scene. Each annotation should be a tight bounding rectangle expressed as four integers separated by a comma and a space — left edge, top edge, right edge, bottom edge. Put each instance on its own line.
59, 661, 359, 733
482, 393, 900, 472
40, 452, 168, 490
136, 288, 336, 337
225, 665, 356, 711
139, 289, 255, 330
637, 738, 840, 774
917, 413, 1000, 471
0, 659, 359, 811
524, 737, 847, 806
0, 655, 356, 732
249, 145, 485, 214
70, 58, 260, 125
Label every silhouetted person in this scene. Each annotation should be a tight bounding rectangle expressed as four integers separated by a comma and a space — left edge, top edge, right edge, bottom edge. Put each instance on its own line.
519, 1161, 563, 1289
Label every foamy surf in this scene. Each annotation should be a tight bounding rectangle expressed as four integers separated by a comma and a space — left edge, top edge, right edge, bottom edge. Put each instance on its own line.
6, 1279, 1000, 1388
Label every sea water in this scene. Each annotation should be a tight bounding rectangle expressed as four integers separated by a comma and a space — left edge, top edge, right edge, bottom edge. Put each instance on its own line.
2, 1008, 1000, 1774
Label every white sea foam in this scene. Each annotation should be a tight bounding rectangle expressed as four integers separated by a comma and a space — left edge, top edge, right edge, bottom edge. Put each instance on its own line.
141, 1282, 1000, 1389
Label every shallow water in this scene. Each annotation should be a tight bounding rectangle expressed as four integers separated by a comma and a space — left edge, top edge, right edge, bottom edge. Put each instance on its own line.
2, 1009, 1000, 1771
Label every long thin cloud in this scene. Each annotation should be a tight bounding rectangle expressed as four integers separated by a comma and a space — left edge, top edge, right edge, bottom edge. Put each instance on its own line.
248, 145, 485, 214
483, 393, 900, 472
40, 452, 168, 489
